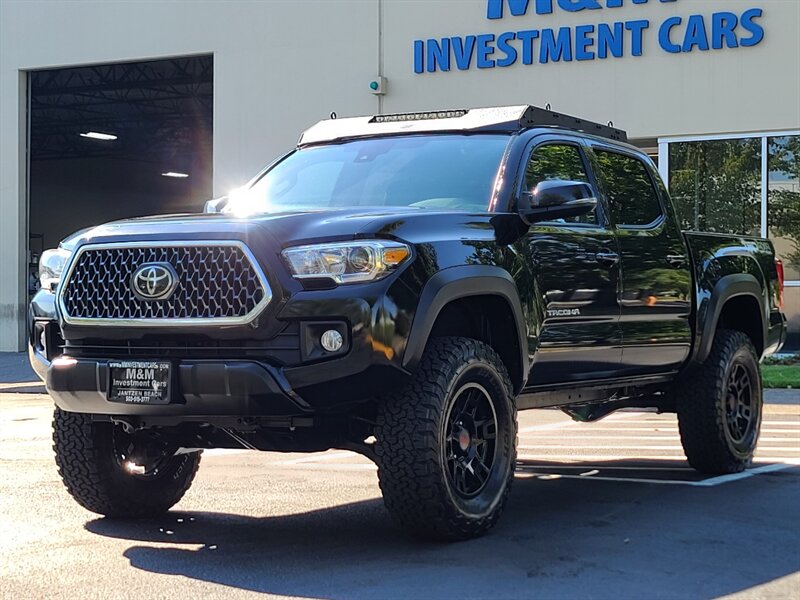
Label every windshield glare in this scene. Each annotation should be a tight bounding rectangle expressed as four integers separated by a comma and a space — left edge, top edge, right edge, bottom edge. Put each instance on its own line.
231, 135, 509, 215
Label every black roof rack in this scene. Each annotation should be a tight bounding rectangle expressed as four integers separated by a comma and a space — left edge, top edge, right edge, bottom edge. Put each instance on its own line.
519, 106, 627, 142
298, 105, 628, 146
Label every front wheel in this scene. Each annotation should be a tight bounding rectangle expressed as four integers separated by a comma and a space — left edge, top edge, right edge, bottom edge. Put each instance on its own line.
375, 337, 517, 541
676, 329, 763, 474
53, 408, 201, 517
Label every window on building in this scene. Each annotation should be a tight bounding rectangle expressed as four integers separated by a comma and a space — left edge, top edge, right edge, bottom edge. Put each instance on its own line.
662, 132, 800, 352
594, 150, 662, 226
524, 143, 595, 224
668, 138, 761, 236
768, 136, 800, 281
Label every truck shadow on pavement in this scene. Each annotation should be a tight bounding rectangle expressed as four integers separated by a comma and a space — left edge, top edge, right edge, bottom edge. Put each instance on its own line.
84, 461, 800, 599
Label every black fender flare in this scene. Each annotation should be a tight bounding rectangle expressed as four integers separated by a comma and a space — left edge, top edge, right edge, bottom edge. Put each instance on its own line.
695, 273, 766, 364
402, 265, 529, 393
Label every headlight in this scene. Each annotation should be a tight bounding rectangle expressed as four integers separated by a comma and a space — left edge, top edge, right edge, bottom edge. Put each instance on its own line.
282, 240, 411, 284
39, 248, 72, 291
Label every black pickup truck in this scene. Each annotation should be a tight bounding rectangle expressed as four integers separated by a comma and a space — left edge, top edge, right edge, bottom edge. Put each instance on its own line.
30, 106, 786, 540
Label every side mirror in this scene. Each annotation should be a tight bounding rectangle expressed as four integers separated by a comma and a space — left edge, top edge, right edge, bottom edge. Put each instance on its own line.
203, 196, 229, 214
519, 180, 597, 225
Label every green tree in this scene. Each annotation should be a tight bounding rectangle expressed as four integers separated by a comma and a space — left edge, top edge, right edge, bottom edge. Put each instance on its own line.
767, 136, 800, 274
669, 139, 762, 236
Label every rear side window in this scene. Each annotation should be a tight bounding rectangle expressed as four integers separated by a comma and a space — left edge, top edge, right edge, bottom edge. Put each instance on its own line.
594, 150, 662, 227
525, 143, 595, 224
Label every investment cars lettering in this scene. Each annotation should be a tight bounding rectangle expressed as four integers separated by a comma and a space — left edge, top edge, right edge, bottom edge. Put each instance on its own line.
413, 0, 765, 72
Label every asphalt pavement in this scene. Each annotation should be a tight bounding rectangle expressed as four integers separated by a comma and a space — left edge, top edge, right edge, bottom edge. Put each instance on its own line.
1, 354, 799, 599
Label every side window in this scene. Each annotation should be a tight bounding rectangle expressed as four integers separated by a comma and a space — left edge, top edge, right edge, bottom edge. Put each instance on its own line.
525, 143, 595, 224
594, 150, 662, 227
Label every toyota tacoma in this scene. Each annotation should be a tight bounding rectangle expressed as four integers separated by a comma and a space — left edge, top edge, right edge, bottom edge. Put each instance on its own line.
30, 106, 787, 540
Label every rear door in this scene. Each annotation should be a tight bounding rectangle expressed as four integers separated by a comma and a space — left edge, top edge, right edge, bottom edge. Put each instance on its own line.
586, 143, 692, 374
515, 135, 623, 386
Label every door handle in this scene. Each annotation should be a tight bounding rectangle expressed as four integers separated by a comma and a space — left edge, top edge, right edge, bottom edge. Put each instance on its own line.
666, 254, 687, 268
595, 252, 620, 267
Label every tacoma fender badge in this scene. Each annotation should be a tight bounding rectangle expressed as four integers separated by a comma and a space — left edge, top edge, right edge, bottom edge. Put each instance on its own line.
547, 308, 581, 317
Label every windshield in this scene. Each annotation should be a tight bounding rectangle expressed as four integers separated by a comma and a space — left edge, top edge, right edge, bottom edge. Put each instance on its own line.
231, 134, 510, 214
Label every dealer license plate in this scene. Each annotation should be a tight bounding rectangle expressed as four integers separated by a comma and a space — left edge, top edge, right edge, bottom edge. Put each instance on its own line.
108, 361, 171, 404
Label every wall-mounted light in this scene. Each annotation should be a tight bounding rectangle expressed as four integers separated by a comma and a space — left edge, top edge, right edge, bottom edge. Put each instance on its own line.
79, 131, 118, 141
369, 76, 387, 95
161, 171, 189, 178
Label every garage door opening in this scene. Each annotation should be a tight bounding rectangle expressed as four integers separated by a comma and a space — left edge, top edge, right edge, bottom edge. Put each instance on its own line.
27, 54, 213, 294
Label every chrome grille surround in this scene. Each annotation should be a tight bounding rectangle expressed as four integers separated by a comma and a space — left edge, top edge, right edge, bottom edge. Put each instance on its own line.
58, 241, 272, 326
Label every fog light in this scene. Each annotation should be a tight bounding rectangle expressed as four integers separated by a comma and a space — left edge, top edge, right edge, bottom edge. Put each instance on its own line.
320, 329, 343, 352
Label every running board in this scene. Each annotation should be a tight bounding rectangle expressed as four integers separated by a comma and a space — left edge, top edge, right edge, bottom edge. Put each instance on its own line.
517, 373, 676, 410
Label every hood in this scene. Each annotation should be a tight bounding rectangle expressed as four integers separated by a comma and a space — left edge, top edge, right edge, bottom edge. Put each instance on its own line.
64, 207, 499, 250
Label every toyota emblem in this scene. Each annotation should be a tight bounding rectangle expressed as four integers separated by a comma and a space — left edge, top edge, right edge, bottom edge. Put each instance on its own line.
130, 263, 178, 301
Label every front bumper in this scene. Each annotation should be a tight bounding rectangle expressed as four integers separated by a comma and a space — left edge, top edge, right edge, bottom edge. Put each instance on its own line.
30, 234, 419, 417
46, 357, 311, 418
29, 345, 50, 382
28, 288, 62, 382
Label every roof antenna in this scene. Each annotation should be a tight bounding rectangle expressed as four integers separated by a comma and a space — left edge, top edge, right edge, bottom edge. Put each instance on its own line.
545, 103, 551, 111
330, 111, 337, 120
607, 121, 614, 127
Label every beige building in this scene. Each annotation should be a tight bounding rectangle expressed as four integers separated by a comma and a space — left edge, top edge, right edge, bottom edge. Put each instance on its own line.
1, 0, 799, 352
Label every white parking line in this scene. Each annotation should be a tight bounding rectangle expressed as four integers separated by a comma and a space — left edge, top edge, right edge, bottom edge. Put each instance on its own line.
516, 459, 800, 487
519, 464, 696, 471
517, 472, 697, 486
692, 462, 800, 486
525, 427, 679, 433
546, 427, 796, 434
547, 424, 798, 431
518, 435, 797, 443
518, 412, 641, 433
518, 445, 800, 452
275, 451, 356, 465
565, 420, 800, 427
288, 458, 800, 478
516, 454, 800, 463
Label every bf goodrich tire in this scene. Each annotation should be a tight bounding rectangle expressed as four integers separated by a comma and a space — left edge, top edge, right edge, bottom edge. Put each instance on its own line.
375, 337, 517, 541
53, 408, 201, 517
676, 330, 763, 474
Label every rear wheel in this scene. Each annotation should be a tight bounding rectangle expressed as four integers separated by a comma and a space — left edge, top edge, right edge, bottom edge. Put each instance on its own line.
53, 408, 201, 517
375, 337, 517, 541
676, 330, 763, 474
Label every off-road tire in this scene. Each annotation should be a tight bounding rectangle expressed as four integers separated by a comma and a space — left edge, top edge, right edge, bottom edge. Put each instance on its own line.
53, 408, 201, 517
676, 329, 763, 474
375, 337, 517, 541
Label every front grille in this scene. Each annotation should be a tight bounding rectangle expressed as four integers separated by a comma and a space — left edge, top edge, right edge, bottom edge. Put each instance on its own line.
60, 242, 270, 324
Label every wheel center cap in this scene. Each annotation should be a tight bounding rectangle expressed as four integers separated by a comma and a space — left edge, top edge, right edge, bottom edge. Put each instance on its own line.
458, 429, 471, 452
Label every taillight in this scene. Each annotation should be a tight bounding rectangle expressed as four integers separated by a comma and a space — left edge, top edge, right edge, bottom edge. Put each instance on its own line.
775, 259, 785, 310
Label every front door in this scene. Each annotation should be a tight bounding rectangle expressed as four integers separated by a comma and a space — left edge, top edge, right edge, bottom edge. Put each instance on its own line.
515, 138, 622, 386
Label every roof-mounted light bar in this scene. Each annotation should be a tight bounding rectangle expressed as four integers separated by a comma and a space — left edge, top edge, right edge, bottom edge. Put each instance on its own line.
298, 105, 628, 146
370, 110, 468, 124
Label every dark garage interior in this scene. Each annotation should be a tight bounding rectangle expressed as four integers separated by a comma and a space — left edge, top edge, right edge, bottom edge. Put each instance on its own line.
27, 54, 213, 290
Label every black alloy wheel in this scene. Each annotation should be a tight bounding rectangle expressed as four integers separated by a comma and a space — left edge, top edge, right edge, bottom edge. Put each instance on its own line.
53, 408, 201, 517
445, 382, 498, 498
724, 362, 757, 446
375, 337, 517, 541
677, 329, 763, 474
